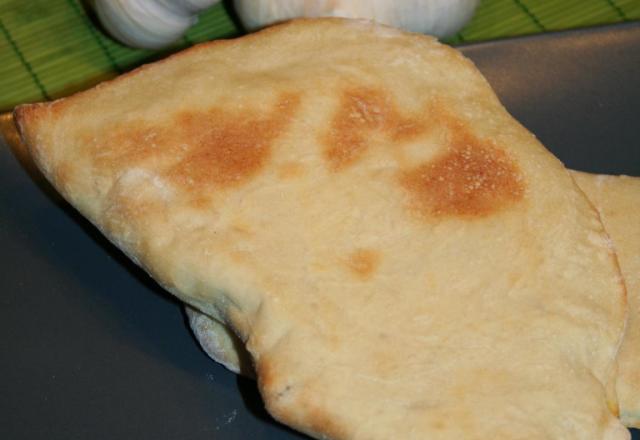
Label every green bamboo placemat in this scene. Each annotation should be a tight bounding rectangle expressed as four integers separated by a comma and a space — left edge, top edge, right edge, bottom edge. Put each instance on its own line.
1, 0, 638, 111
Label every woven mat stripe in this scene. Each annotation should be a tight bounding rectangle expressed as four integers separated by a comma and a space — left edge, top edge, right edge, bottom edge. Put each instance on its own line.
65, 0, 122, 72
605, 0, 630, 20
460, 0, 540, 40
0, 18, 49, 101
618, 0, 640, 16
532, 0, 626, 29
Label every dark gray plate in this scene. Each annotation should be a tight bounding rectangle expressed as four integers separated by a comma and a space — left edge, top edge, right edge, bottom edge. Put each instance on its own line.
2, 23, 639, 439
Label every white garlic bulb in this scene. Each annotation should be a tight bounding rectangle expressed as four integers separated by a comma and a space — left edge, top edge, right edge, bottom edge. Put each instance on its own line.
93, 0, 221, 49
234, 0, 480, 38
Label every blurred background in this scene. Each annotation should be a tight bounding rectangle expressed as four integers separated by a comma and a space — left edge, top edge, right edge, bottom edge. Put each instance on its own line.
0, 0, 638, 111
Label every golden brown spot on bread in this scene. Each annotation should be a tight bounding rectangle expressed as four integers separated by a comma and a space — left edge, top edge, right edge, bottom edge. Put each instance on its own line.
400, 114, 525, 219
95, 124, 178, 172
346, 248, 381, 279
324, 87, 426, 170
95, 92, 300, 198
168, 92, 300, 188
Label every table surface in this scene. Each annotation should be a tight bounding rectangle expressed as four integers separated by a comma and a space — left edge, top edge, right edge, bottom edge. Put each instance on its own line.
1, 0, 639, 110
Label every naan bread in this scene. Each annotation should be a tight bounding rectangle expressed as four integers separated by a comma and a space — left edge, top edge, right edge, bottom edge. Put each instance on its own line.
187, 305, 245, 372
185, 304, 254, 376
572, 172, 640, 428
15, 18, 628, 439
188, 171, 640, 428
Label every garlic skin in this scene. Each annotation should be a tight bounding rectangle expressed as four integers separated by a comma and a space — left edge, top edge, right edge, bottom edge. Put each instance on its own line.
234, 0, 480, 38
93, 0, 221, 49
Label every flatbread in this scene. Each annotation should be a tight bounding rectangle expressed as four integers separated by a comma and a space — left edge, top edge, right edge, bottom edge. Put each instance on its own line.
187, 305, 246, 372
188, 171, 640, 428
185, 304, 254, 376
15, 18, 628, 439
572, 172, 640, 428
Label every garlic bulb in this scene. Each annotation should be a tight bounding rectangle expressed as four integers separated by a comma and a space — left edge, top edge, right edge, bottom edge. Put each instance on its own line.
93, 0, 221, 49
234, 0, 479, 38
